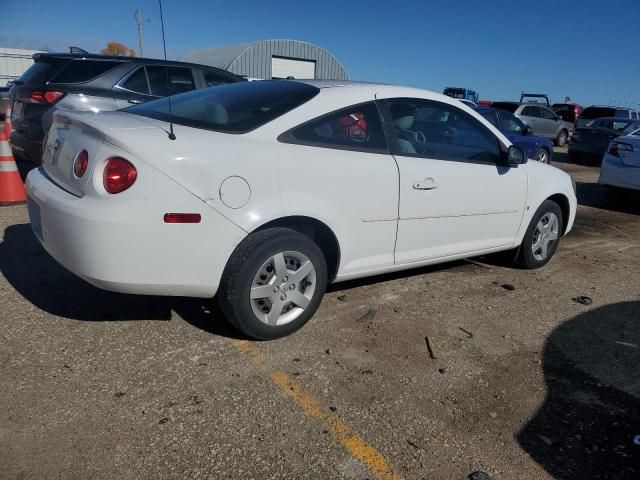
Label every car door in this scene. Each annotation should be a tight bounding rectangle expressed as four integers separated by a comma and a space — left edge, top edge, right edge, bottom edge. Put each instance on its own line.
520, 106, 542, 136
378, 97, 527, 264
114, 65, 197, 109
498, 110, 537, 159
277, 102, 399, 277
113, 65, 154, 108
540, 107, 559, 137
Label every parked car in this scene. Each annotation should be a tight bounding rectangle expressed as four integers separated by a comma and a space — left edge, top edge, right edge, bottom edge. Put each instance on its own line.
492, 102, 574, 146
576, 105, 639, 128
0, 86, 11, 122
598, 128, 640, 197
476, 106, 554, 163
520, 92, 550, 106
10, 52, 244, 163
443, 87, 479, 104
552, 103, 583, 125
26, 80, 577, 339
568, 118, 640, 164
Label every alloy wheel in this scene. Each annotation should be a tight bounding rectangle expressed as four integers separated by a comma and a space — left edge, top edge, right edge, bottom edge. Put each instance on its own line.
531, 212, 559, 261
250, 251, 317, 326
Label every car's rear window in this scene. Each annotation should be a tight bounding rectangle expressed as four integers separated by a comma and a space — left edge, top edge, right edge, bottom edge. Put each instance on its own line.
50, 59, 122, 84
581, 107, 615, 120
17, 58, 67, 85
491, 102, 519, 113
125, 80, 320, 134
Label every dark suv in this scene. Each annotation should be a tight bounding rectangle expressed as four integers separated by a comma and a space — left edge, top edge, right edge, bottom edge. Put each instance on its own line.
10, 53, 244, 163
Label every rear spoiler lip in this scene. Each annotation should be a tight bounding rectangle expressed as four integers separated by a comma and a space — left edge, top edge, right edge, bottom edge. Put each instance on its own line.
51, 110, 169, 155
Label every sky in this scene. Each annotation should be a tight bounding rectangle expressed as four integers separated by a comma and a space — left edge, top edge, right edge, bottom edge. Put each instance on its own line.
3, 0, 640, 107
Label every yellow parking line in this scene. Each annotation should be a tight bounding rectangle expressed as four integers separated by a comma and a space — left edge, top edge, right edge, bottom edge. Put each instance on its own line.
229, 339, 403, 480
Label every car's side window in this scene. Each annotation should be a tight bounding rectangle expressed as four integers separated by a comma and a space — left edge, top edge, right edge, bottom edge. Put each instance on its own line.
120, 66, 151, 95
541, 108, 556, 120
146, 66, 196, 96
479, 110, 499, 128
522, 106, 540, 118
203, 69, 235, 87
279, 102, 387, 153
382, 98, 501, 163
499, 111, 525, 135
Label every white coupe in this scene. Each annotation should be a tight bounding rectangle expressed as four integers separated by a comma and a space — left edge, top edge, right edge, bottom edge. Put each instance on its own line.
26, 80, 577, 339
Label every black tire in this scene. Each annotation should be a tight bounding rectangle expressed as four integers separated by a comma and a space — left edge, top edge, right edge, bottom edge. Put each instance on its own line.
555, 129, 568, 147
217, 227, 328, 340
535, 148, 550, 164
517, 200, 564, 269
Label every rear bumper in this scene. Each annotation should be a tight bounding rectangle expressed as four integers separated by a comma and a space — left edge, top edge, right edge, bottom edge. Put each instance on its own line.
598, 154, 640, 191
26, 167, 247, 298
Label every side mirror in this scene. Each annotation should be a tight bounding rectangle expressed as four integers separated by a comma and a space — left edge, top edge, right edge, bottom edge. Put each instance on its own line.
504, 145, 527, 167
524, 125, 533, 136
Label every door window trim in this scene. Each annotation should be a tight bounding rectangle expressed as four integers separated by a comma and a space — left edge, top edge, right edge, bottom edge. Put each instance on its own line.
378, 97, 505, 165
114, 65, 154, 97
278, 101, 390, 155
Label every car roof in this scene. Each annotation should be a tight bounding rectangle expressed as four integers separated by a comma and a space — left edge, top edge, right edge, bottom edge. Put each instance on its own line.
34, 52, 234, 72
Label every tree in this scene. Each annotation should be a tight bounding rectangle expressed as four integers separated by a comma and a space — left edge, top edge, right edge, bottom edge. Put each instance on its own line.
100, 41, 136, 57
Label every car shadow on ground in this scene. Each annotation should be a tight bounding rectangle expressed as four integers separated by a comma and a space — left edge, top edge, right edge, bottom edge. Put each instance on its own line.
517, 301, 640, 479
0, 223, 245, 338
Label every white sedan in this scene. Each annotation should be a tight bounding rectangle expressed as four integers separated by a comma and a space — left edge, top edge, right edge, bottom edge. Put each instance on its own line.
26, 80, 577, 339
599, 129, 640, 196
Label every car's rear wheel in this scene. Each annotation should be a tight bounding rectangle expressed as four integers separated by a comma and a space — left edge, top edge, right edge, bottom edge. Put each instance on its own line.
217, 227, 327, 340
555, 129, 568, 147
517, 200, 563, 269
535, 148, 550, 164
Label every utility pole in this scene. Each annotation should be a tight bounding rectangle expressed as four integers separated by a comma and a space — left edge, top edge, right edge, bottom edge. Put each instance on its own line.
134, 9, 144, 57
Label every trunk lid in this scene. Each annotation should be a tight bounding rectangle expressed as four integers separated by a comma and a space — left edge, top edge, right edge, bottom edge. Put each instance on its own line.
617, 137, 640, 167
42, 110, 167, 197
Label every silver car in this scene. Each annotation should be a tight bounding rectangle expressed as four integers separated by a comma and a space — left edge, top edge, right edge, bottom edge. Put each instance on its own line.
492, 102, 574, 146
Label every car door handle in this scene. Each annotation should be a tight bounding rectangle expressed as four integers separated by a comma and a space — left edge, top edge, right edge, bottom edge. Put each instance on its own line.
413, 178, 439, 190
128, 99, 143, 104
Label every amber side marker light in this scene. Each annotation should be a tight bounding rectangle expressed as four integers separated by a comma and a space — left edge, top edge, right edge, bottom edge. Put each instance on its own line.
164, 213, 202, 224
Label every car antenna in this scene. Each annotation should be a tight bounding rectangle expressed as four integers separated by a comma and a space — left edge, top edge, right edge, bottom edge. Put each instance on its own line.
158, 0, 176, 140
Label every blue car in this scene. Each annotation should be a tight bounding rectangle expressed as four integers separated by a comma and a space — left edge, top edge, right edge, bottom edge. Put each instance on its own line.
476, 106, 554, 163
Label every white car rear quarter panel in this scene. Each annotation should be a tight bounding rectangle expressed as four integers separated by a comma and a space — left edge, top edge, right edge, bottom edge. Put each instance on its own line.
27, 140, 246, 297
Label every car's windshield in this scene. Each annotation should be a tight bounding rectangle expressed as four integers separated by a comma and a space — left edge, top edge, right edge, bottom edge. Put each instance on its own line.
581, 107, 615, 120
500, 111, 526, 135
623, 122, 640, 134
124, 80, 320, 133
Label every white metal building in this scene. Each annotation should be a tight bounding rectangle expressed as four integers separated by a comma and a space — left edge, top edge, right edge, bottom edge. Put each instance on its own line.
0, 47, 40, 86
181, 39, 348, 81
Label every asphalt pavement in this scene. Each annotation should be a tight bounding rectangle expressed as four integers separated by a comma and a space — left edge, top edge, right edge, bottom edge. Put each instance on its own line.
1, 150, 639, 479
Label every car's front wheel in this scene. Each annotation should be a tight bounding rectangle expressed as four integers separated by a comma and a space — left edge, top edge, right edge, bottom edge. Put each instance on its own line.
535, 148, 550, 164
217, 227, 328, 340
517, 200, 563, 269
555, 129, 568, 147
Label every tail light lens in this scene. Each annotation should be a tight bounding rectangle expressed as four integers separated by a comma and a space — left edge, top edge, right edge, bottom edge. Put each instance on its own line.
73, 149, 89, 177
608, 142, 633, 157
103, 157, 137, 194
25, 90, 65, 104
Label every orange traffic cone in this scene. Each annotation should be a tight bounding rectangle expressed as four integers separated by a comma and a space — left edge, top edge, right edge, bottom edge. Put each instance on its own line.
0, 105, 27, 206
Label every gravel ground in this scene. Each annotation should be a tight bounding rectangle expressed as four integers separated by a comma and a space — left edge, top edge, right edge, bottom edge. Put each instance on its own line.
1, 150, 639, 480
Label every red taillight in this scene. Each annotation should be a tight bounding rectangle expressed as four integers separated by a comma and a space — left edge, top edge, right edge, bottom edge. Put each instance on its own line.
73, 149, 89, 178
29, 90, 65, 104
608, 142, 633, 158
103, 157, 137, 194
164, 213, 202, 224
